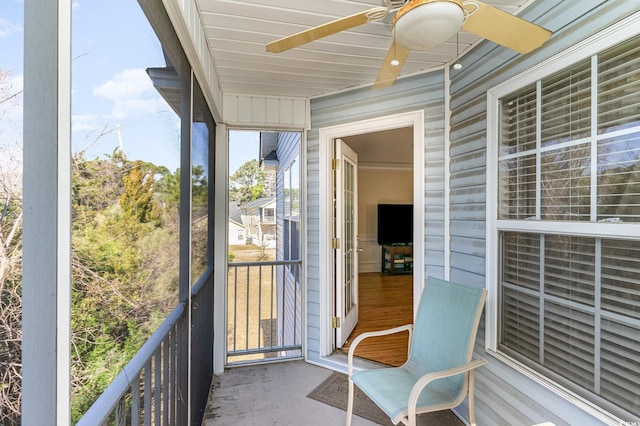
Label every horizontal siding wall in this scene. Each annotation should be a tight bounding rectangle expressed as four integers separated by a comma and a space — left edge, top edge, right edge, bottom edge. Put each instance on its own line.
306, 73, 445, 363
450, 1, 640, 425
276, 132, 303, 352
305, 126, 322, 359
276, 132, 301, 263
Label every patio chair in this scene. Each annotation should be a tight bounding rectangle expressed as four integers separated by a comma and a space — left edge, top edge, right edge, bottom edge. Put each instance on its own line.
346, 276, 488, 426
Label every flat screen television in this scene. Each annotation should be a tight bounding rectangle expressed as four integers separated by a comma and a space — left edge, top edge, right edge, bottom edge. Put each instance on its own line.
377, 204, 413, 245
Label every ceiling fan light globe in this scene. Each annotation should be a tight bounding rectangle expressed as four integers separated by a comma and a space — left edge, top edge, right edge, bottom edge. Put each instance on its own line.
394, 0, 464, 51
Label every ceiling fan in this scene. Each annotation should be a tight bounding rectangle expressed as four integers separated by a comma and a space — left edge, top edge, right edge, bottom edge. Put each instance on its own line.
266, 0, 552, 89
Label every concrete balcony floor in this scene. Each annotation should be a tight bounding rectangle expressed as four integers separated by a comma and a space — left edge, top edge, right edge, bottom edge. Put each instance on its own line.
204, 360, 466, 426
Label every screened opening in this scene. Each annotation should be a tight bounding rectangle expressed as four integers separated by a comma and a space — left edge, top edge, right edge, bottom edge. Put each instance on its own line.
226, 130, 302, 364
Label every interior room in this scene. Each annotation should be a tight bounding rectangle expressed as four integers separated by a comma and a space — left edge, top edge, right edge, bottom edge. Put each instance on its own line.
338, 127, 415, 366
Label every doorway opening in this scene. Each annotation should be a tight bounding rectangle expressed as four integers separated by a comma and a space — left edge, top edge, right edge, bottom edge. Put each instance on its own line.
337, 128, 414, 366
319, 110, 425, 366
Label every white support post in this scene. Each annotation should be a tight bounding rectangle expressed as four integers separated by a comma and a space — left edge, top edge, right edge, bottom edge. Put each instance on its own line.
213, 123, 229, 375
22, 0, 72, 424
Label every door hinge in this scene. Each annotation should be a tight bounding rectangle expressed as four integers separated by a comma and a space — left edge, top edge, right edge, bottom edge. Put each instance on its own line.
332, 317, 341, 328
332, 237, 340, 249
332, 158, 340, 170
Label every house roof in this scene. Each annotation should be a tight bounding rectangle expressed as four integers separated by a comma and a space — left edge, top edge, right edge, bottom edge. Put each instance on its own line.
228, 218, 245, 228
240, 196, 276, 210
229, 201, 243, 224
195, 0, 540, 98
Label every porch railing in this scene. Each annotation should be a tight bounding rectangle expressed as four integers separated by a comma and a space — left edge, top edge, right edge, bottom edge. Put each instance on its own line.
77, 258, 302, 423
77, 272, 214, 426
227, 260, 302, 364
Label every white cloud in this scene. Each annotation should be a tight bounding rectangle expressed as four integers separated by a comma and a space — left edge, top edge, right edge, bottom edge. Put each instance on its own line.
72, 113, 104, 134
94, 68, 153, 100
93, 68, 160, 120
0, 18, 22, 39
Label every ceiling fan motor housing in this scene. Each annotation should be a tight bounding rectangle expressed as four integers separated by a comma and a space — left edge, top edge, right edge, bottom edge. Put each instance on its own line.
393, 0, 465, 51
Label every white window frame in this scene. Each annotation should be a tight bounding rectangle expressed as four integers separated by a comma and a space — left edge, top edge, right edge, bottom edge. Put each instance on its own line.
263, 206, 275, 223
485, 10, 640, 422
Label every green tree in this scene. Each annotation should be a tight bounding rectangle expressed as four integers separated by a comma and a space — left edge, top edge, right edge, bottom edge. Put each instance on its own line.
72, 150, 126, 225
0, 167, 22, 424
0, 68, 23, 424
0, 64, 184, 422
229, 159, 264, 204
70, 155, 179, 421
191, 165, 209, 279
154, 166, 181, 229
120, 160, 160, 225
192, 164, 208, 209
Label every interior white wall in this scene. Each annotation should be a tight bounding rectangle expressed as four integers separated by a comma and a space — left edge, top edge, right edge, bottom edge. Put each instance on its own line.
358, 167, 413, 273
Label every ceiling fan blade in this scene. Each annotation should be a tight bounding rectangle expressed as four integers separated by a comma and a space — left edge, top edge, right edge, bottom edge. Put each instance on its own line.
373, 42, 411, 90
462, 1, 552, 54
266, 8, 386, 53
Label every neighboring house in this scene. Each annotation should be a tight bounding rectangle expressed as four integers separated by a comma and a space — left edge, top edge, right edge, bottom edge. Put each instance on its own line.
240, 196, 276, 248
228, 201, 247, 245
228, 219, 246, 245
22, 1, 640, 425
273, 132, 302, 357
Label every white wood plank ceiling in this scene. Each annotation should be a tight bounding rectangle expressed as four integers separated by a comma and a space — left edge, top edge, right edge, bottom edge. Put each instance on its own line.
196, 0, 538, 98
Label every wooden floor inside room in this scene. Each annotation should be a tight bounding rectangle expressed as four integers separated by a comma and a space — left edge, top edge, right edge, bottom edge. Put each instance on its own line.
339, 272, 414, 367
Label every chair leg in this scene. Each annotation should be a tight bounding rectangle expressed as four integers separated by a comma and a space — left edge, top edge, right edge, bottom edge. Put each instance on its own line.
346, 380, 354, 426
408, 406, 416, 426
469, 371, 477, 426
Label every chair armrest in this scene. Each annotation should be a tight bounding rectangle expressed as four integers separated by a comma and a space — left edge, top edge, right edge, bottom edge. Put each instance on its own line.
347, 324, 413, 375
408, 359, 488, 418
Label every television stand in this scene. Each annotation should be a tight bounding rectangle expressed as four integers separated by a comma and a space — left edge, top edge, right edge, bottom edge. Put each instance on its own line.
382, 244, 413, 275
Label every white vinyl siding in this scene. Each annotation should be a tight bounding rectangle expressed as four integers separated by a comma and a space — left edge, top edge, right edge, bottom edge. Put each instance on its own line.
495, 33, 640, 420
275, 131, 303, 358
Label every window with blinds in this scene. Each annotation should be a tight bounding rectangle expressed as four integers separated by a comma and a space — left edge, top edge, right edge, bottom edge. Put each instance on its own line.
541, 59, 591, 146
496, 33, 640, 419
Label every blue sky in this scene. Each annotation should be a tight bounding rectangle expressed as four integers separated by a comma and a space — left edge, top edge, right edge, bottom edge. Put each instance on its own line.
1, 0, 180, 170
0, 0, 24, 161
71, 1, 181, 170
1, 0, 260, 174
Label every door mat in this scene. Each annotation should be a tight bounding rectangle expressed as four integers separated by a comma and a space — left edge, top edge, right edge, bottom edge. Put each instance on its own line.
307, 372, 394, 425
307, 372, 464, 426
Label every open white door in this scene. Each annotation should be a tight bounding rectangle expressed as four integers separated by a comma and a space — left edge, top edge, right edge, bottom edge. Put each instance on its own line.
335, 139, 359, 347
